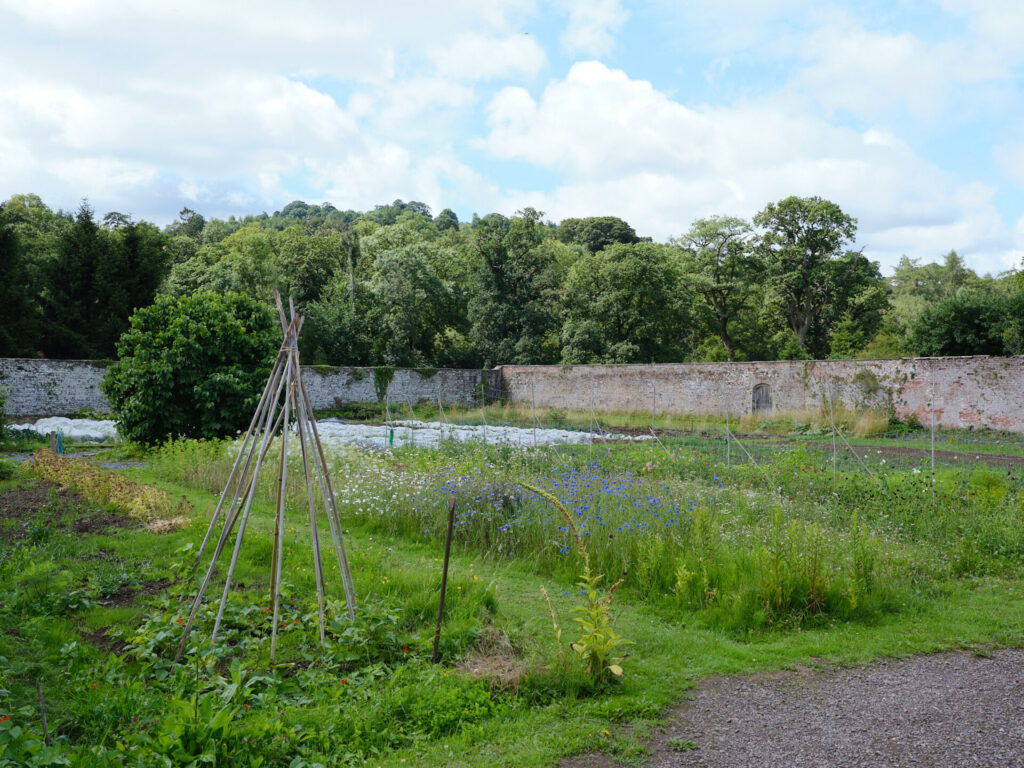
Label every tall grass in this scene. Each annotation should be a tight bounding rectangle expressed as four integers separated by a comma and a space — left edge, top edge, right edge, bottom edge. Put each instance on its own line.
140, 432, 1024, 633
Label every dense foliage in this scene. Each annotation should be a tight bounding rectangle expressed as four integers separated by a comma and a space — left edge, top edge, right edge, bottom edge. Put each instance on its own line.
2, 193, 1022, 364
101, 292, 279, 444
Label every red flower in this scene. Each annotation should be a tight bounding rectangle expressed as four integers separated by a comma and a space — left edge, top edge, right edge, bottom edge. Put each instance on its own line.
403, 644, 409, 654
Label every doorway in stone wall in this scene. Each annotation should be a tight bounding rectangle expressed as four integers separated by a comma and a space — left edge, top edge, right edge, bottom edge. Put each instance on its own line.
752, 383, 771, 414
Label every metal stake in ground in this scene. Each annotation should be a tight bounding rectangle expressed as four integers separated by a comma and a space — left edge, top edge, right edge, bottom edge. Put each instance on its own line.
726, 404, 731, 468
531, 379, 537, 449
829, 384, 837, 493
432, 494, 458, 664
930, 365, 936, 505
650, 386, 656, 463
481, 381, 488, 445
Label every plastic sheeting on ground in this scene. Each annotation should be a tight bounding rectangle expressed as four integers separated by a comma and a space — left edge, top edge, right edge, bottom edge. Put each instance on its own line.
9, 416, 121, 443
6, 417, 648, 450
315, 418, 648, 450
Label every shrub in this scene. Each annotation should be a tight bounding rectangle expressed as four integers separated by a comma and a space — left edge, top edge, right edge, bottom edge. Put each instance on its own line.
101, 291, 279, 445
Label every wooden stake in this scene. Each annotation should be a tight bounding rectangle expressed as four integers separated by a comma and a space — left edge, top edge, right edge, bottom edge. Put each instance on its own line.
432, 494, 457, 664
193, 343, 289, 570
177, 354, 289, 661
269, 344, 293, 661
36, 681, 48, 747
176, 293, 358, 660
293, 383, 326, 644
481, 381, 487, 445
650, 386, 656, 463
588, 389, 594, 462
531, 379, 537, 449
297, 375, 357, 618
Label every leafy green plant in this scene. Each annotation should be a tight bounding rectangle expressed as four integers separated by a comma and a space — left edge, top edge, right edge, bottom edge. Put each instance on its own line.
134, 697, 239, 766
667, 736, 698, 752
0, 707, 70, 767
520, 481, 632, 685
101, 291, 279, 445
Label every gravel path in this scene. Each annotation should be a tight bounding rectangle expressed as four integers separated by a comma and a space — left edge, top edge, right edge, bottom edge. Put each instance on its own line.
565, 650, 1024, 768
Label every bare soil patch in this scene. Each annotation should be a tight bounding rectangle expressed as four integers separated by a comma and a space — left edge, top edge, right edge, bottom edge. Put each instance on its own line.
83, 626, 130, 656
103, 577, 173, 608
562, 649, 1024, 768
0, 481, 135, 544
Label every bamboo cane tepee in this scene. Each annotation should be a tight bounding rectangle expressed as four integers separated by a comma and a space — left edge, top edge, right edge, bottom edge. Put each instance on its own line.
176, 291, 356, 661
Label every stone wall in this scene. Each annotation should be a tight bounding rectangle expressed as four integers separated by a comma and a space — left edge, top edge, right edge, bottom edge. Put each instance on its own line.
300, 366, 498, 410
5, 356, 1023, 433
0, 358, 113, 419
0, 358, 499, 419
497, 356, 1024, 433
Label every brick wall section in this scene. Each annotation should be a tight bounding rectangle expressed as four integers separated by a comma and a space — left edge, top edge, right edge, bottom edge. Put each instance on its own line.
0, 358, 499, 419
497, 356, 1024, 433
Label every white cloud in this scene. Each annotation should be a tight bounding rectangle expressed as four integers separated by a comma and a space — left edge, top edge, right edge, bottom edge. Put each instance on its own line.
481, 61, 1016, 268
0, 0, 539, 219
792, 19, 1004, 118
49, 157, 158, 199
560, 0, 629, 57
431, 34, 546, 81
934, 0, 1024, 52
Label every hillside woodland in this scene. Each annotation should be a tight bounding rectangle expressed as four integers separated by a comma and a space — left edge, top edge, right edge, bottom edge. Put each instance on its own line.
2, 192, 1021, 365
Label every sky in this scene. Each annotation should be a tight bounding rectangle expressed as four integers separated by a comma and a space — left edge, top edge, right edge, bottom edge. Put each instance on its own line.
1, 0, 1022, 275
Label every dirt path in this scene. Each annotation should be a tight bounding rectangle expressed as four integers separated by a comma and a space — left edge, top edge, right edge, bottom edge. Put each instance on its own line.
564, 649, 1024, 768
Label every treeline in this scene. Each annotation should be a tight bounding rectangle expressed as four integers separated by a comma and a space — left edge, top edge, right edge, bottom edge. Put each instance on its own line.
1, 192, 1022, 365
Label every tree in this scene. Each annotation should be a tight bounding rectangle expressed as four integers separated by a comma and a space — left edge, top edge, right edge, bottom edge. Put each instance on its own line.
909, 291, 1016, 357
468, 209, 560, 366
370, 245, 459, 366
41, 201, 107, 358
101, 292, 279, 445
169, 207, 206, 239
561, 242, 690, 363
434, 208, 459, 233
0, 207, 33, 356
810, 251, 889, 358
274, 226, 345, 305
754, 196, 857, 351
677, 216, 756, 361
301, 278, 377, 366
557, 216, 639, 254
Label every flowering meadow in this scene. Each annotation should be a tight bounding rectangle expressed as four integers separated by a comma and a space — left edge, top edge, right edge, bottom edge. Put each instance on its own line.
151, 431, 1024, 632
2, 427, 1021, 767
